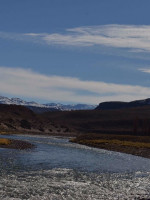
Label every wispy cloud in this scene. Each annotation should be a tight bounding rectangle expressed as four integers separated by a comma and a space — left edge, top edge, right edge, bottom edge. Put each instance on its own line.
139, 68, 150, 73
0, 66, 150, 104
1, 25, 150, 52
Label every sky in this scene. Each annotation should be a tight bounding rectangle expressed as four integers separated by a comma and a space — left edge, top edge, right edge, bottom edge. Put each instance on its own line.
1, 0, 150, 104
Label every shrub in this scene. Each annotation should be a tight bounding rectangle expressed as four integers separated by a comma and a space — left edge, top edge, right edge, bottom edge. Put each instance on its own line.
20, 120, 31, 129
39, 128, 44, 132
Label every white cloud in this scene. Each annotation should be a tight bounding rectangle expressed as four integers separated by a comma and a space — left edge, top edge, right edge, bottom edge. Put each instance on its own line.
139, 68, 150, 73
0, 66, 150, 104
1, 25, 150, 52
23, 25, 150, 52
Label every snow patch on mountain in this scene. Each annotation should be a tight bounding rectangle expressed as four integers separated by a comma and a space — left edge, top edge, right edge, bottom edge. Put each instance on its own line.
0, 96, 96, 111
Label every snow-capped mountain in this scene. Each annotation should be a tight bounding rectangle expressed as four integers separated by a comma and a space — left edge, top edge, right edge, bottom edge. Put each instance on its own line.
44, 103, 96, 110
0, 96, 46, 107
0, 96, 96, 112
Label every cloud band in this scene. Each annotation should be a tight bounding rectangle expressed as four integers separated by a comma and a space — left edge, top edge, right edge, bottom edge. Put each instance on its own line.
0, 66, 150, 104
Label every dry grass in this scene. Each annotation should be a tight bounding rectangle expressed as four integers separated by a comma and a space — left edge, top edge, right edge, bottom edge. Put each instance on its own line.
70, 135, 150, 158
70, 137, 150, 149
80, 139, 150, 148
0, 138, 11, 145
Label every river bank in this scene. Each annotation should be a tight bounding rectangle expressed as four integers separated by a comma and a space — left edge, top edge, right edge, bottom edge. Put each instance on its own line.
70, 134, 150, 159
1, 131, 150, 158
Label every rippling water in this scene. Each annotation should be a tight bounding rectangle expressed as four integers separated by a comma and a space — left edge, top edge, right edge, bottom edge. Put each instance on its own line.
0, 134, 150, 199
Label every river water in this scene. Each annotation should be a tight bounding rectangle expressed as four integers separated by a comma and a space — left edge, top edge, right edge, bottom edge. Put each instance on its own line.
0, 134, 150, 200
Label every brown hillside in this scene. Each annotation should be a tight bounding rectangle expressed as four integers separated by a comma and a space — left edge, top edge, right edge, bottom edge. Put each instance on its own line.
1, 104, 150, 136
0, 104, 73, 135
42, 105, 150, 135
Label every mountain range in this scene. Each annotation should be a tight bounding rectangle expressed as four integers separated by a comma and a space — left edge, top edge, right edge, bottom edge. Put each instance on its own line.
1, 95, 150, 113
0, 96, 96, 112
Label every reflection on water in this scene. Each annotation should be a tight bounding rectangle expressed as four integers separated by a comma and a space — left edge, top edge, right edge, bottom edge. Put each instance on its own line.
0, 134, 150, 199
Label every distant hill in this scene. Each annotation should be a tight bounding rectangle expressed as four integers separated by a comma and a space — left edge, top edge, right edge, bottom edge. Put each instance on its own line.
95, 98, 150, 110
1, 103, 150, 136
0, 96, 96, 113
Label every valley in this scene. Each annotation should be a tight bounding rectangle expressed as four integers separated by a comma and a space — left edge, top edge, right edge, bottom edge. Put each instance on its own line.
1, 100, 150, 158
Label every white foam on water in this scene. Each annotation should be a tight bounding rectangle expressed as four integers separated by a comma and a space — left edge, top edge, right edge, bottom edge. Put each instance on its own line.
0, 168, 150, 200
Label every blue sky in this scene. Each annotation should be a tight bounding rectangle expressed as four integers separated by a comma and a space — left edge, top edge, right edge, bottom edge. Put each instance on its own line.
1, 0, 150, 104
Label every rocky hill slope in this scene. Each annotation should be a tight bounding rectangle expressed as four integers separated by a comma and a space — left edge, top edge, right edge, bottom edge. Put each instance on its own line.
0, 104, 74, 136
96, 98, 150, 110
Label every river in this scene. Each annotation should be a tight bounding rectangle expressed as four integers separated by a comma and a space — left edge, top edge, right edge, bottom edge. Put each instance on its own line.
0, 134, 150, 200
